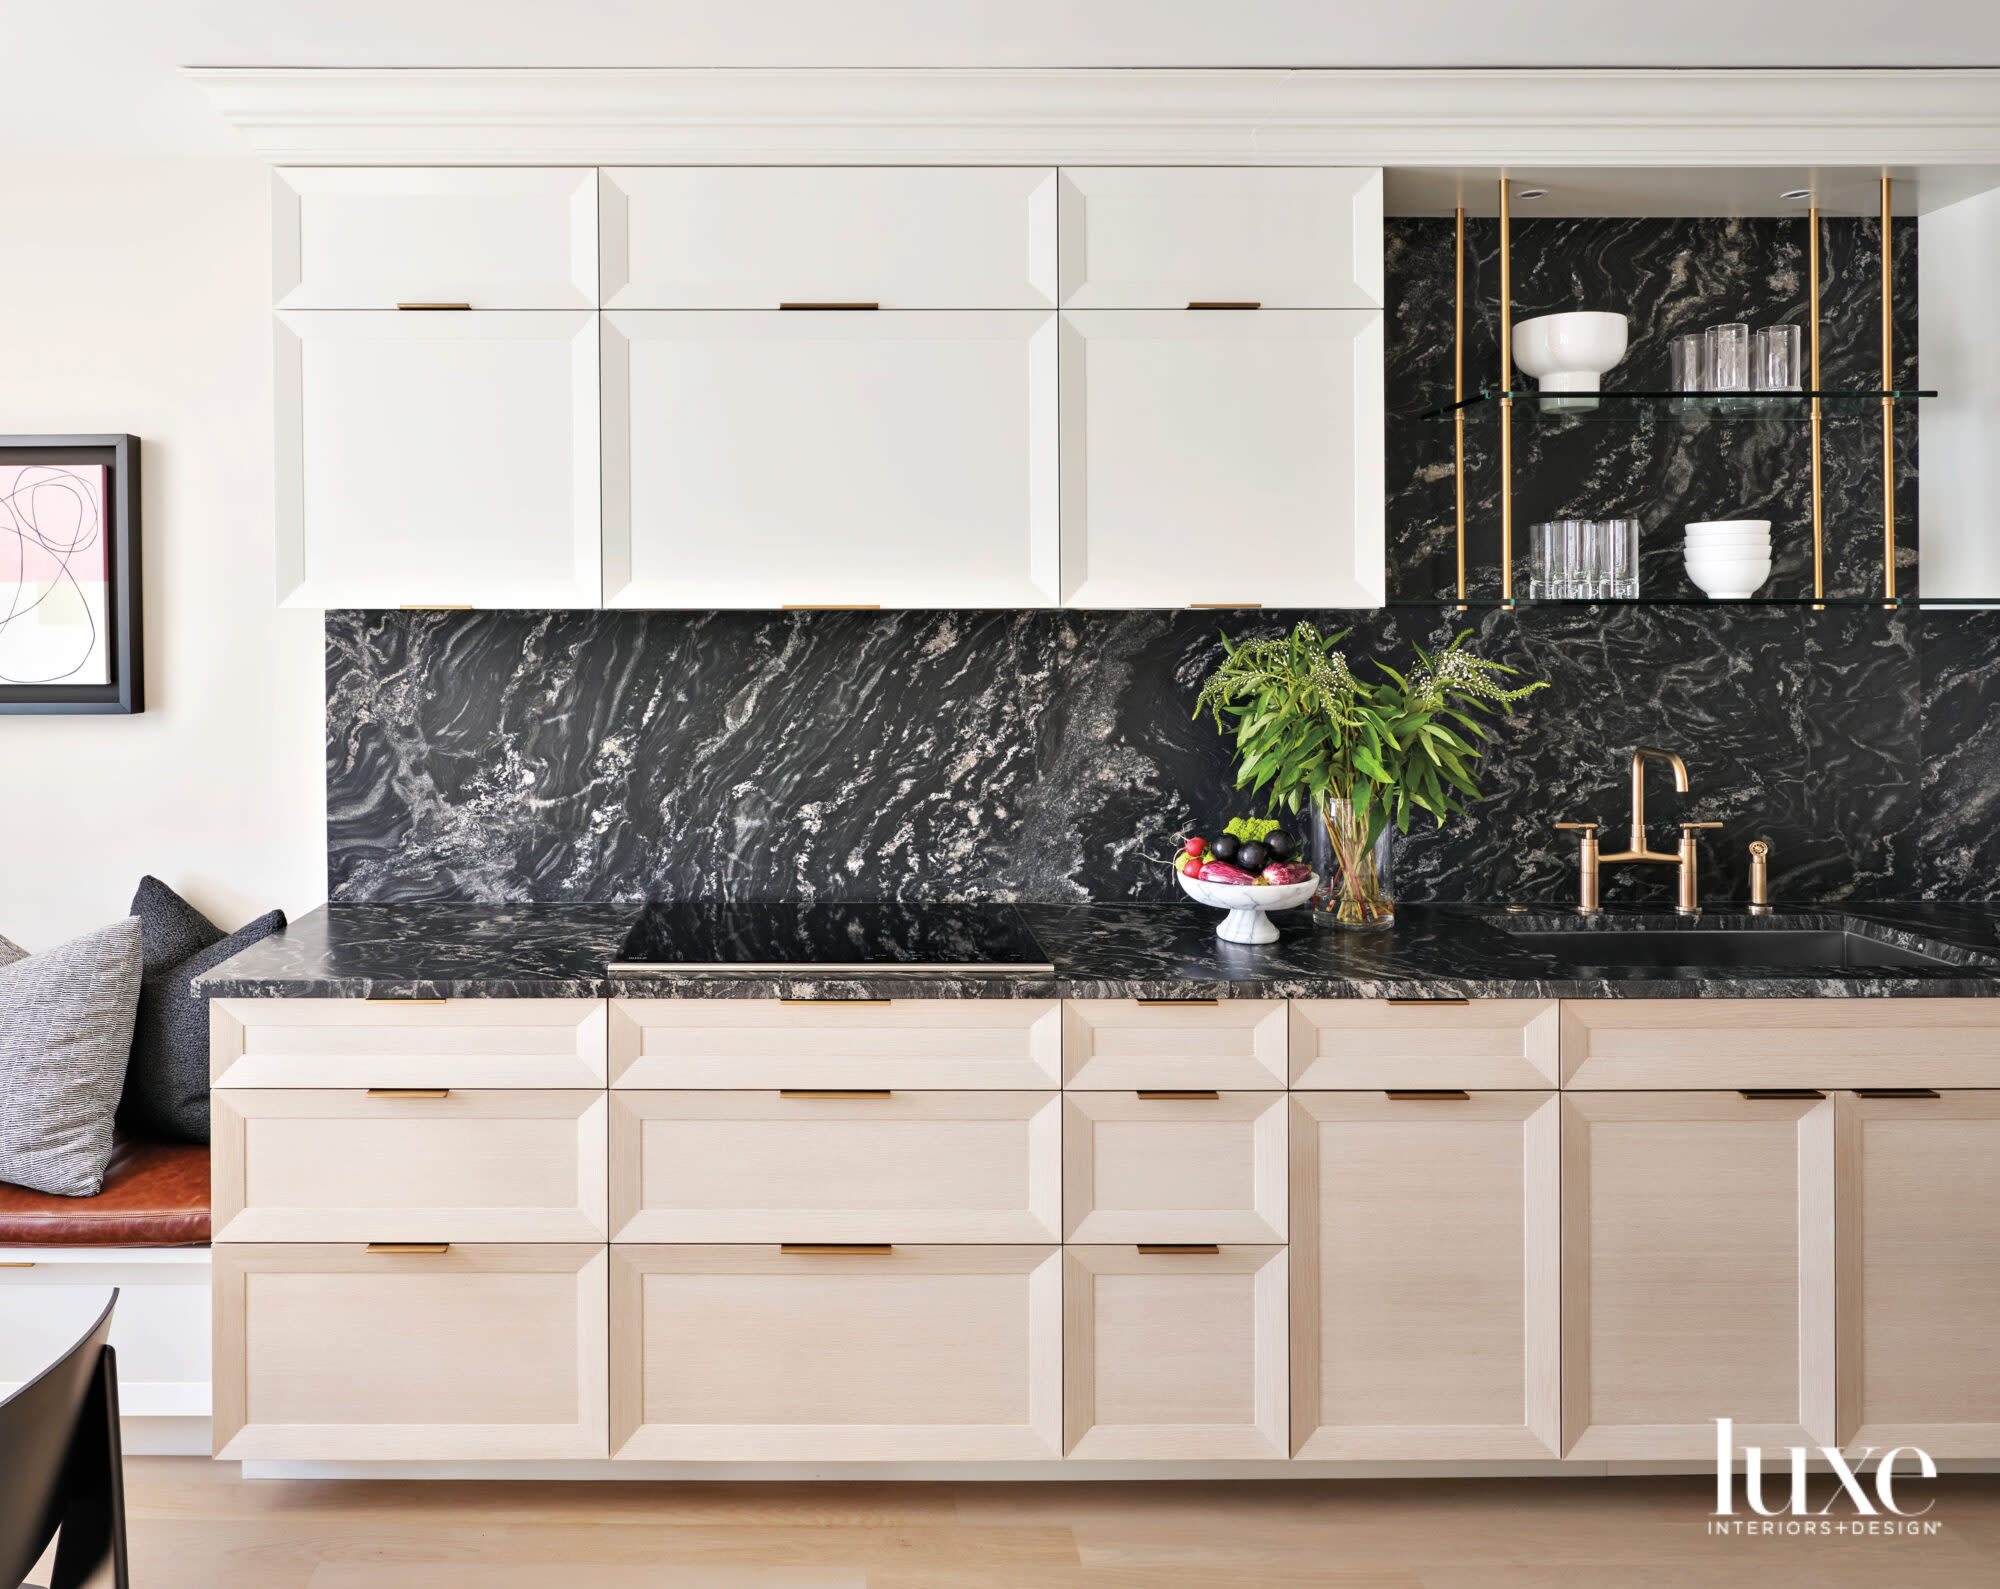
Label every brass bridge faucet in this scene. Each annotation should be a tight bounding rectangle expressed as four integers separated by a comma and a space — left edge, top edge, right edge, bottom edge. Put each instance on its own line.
1555, 747, 1721, 915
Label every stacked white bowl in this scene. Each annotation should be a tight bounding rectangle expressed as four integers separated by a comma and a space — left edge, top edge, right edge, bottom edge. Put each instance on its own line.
1684, 519, 1772, 599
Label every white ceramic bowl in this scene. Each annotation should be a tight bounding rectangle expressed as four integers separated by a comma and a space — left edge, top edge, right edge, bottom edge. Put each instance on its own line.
1177, 867, 1320, 945
1512, 311, 1630, 394
1684, 549, 1772, 599
1685, 529, 1772, 546
1687, 519, 1772, 536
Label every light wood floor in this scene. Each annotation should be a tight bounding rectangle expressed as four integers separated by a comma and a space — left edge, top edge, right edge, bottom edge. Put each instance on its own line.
45, 1458, 2000, 1588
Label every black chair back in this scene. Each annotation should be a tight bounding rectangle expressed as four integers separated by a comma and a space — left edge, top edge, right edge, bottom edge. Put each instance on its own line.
0, 1288, 127, 1589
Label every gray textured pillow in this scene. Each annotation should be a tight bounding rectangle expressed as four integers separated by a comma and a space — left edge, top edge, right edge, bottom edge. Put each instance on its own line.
0, 919, 143, 1196
0, 934, 24, 969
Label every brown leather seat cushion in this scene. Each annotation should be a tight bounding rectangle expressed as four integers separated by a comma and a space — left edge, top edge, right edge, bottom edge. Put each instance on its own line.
0, 1136, 209, 1246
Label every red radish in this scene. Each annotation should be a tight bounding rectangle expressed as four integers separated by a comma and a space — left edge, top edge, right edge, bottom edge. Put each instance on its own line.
1261, 862, 1311, 886
1184, 836, 1208, 859
1197, 861, 1257, 885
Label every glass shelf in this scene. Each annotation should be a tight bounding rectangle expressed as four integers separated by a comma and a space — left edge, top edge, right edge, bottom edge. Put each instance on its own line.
1383, 595, 1955, 611
1418, 390, 1936, 425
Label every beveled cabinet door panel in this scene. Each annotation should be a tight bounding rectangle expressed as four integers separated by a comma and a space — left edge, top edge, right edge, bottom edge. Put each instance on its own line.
1290, 1000, 1560, 1090
611, 1091, 1060, 1243
1063, 1092, 1287, 1244
210, 998, 609, 1090
213, 1244, 608, 1461
1058, 310, 1383, 608
1062, 999, 1287, 1090
211, 1091, 608, 1244
1057, 168, 1383, 308
611, 1245, 1062, 1461
1836, 1090, 2000, 1456
1560, 999, 2000, 1089
273, 167, 597, 308
275, 310, 601, 609
609, 999, 1062, 1090
1561, 1092, 1835, 1460
1064, 1245, 1288, 1460
603, 310, 1058, 608
601, 166, 1057, 307
1290, 1091, 1560, 1460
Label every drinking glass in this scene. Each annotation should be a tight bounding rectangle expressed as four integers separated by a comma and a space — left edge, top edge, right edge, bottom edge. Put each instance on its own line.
1605, 518, 1640, 598
1562, 519, 1593, 600
1754, 325, 1802, 392
1670, 333, 1706, 392
1711, 322, 1751, 392
1528, 522, 1557, 600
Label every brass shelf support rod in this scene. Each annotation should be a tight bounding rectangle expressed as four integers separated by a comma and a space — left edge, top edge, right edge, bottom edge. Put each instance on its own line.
1809, 203, 1824, 604
1498, 178, 1514, 605
1881, 175, 1897, 603
1454, 204, 1467, 604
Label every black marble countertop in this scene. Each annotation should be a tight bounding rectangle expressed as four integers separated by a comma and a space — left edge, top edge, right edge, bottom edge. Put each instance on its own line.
195, 900, 2000, 1001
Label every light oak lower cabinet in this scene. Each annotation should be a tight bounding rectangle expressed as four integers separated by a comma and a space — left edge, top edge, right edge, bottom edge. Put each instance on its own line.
1289, 1091, 1561, 1459
1837, 1089, 2000, 1456
609, 1090, 1061, 1242
1063, 1245, 1287, 1459
1560, 1091, 1835, 1460
610, 1245, 1062, 1461
1063, 1091, 1286, 1244
213, 1244, 608, 1460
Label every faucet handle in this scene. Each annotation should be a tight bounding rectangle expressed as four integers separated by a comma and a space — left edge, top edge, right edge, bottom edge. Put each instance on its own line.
1678, 821, 1724, 832
1554, 821, 1599, 832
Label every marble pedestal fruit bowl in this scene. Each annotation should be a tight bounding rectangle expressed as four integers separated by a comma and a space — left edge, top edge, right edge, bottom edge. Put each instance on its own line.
1172, 829, 1316, 945
1512, 311, 1630, 394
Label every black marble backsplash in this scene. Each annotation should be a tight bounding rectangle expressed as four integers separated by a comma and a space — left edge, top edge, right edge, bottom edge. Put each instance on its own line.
326, 215, 1982, 911
327, 604, 2000, 909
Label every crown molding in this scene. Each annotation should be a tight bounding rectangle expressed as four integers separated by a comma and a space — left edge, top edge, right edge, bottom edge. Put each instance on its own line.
187, 67, 2000, 169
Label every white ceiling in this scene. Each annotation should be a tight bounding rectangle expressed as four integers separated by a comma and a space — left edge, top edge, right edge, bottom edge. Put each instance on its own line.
6, 0, 2000, 157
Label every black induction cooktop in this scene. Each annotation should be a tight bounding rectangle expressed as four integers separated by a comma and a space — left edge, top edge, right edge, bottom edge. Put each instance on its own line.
608, 902, 1054, 975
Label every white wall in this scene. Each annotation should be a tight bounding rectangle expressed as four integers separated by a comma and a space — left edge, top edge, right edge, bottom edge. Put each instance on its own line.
1920, 181, 2000, 601
0, 158, 324, 948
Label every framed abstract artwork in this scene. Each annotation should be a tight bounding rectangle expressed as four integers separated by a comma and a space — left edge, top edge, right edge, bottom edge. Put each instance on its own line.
0, 434, 142, 714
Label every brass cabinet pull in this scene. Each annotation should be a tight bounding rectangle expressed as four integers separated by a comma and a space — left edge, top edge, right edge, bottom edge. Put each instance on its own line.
782, 604, 883, 611
1854, 1088, 1942, 1099
1187, 603, 1263, 610
366, 1088, 450, 1099
366, 996, 446, 1004
0, 1261, 33, 1268
779, 998, 892, 1006
1739, 1089, 1826, 1100
1386, 1090, 1471, 1101
779, 301, 879, 311
399, 605, 473, 612
1137, 1090, 1220, 1101
1186, 301, 1261, 310
395, 302, 471, 310
781, 1244, 892, 1256
780, 1089, 891, 1099
1138, 1244, 1221, 1255
1137, 998, 1218, 1007
1388, 998, 1469, 1006
366, 1243, 449, 1255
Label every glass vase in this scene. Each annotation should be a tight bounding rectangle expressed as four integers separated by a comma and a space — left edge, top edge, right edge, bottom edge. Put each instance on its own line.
1309, 793, 1396, 930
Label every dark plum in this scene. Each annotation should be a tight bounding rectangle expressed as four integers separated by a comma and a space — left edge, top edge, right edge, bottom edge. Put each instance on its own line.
1264, 830, 1296, 860
1236, 840, 1271, 872
1210, 833, 1241, 863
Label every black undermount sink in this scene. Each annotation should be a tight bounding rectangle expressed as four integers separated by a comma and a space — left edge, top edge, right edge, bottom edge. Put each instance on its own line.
1497, 924, 1969, 971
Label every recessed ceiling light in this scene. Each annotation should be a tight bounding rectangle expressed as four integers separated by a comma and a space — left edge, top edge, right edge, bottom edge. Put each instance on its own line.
1780, 188, 1813, 201
1516, 188, 1549, 199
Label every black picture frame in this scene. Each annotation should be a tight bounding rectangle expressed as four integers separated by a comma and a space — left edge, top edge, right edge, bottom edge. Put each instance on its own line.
0, 434, 142, 715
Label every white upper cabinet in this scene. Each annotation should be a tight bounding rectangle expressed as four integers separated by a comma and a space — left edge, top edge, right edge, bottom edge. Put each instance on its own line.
276, 310, 601, 608
1059, 309, 1384, 607
600, 167, 1057, 308
1058, 168, 1383, 309
603, 309, 1058, 608
272, 168, 597, 309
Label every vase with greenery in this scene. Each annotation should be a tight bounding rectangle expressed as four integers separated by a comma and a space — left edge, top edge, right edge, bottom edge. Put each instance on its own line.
1191, 621, 1546, 929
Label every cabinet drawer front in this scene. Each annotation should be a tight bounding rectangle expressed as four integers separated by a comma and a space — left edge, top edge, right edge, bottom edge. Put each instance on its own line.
1291, 1000, 1560, 1089
602, 167, 1057, 308
602, 310, 1058, 609
212, 1091, 607, 1244
1561, 999, 2000, 1089
213, 1244, 608, 1460
610, 998, 1061, 1089
611, 1091, 1060, 1243
1063, 1092, 1287, 1244
1561, 1092, 1834, 1460
211, 999, 608, 1089
1064, 1245, 1287, 1460
1063, 1000, 1287, 1089
274, 167, 597, 308
611, 1245, 1062, 1461
1057, 168, 1383, 308
1057, 310, 1383, 608
276, 310, 601, 610
1290, 1091, 1561, 1460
